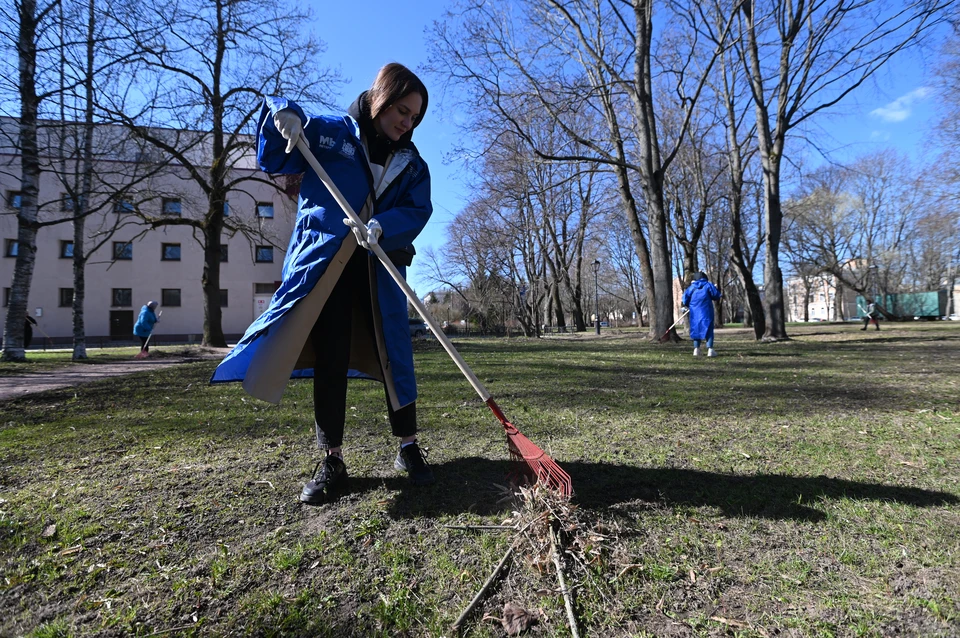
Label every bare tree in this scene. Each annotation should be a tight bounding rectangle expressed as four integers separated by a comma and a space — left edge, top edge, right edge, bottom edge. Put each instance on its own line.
783, 151, 930, 318
599, 211, 647, 324
662, 104, 726, 282
428, 0, 741, 340
424, 198, 515, 332
930, 25, 960, 314
52, 0, 149, 359
0, 0, 60, 361
735, 0, 950, 340
706, 0, 767, 336
100, 0, 340, 346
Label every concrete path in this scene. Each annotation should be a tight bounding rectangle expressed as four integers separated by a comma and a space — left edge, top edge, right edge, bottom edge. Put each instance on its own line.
0, 348, 229, 402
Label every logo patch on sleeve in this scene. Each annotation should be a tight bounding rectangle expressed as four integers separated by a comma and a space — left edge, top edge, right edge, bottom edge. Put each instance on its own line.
339, 142, 356, 159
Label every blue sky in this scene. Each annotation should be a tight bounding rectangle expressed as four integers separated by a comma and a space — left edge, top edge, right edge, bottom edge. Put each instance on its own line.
807, 45, 942, 168
304, 1, 944, 292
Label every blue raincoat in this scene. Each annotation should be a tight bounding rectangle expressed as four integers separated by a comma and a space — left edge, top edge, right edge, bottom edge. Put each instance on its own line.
133, 305, 159, 338
210, 96, 432, 407
681, 279, 721, 341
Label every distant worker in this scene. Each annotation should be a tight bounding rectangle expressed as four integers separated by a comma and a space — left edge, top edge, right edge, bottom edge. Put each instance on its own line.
859, 301, 881, 331
681, 272, 722, 357
134, 301, 160, 354
24, 316, 37, 348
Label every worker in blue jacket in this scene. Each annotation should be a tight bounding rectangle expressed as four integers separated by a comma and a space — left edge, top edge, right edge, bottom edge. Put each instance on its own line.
133, 301, 160, 354
211, 64, 435, 504
681, 272, 722, 357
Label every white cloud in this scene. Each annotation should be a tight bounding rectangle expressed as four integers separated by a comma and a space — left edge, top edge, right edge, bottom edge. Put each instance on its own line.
869, 87, 931, 123
869, 130, 891, 141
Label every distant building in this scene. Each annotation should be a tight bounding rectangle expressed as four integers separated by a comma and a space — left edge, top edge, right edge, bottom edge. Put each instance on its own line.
0, 118, 296, 345
785, 274, 847, 321
785, 269, 960, 322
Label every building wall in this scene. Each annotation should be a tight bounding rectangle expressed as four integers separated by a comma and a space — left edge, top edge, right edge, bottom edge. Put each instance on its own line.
784, 274, 859, 322
0, 148, 297, 343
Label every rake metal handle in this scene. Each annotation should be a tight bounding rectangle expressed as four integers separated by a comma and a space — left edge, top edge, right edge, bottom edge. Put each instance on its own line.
294, 135, 493, 403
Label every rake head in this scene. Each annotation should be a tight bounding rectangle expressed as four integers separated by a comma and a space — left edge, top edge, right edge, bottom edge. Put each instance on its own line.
487, 399, 572, 497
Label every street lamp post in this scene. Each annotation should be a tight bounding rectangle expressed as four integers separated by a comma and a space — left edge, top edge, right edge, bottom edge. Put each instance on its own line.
593, 259, 601, 335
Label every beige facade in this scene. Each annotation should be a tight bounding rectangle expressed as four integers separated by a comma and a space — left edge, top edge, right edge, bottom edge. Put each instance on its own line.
785, 272, 960, 322
784, 274, 847, 321
1, 120, 297, 345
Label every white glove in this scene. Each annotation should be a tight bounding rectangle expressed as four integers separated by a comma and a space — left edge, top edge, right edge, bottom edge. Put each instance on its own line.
343, 217, 382, 249
273, 109, 305, 154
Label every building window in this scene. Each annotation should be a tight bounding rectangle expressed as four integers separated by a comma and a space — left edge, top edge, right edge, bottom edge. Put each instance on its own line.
219, 289, 228, 307
4, 239, 17, 257
255, 246, 273, 263
114, 199, 134, 214
59, 288, 74, 307
220, 243, 228, 263
161, 288, 181, 307
112, 288, 132, 307
256, 202, 274, 218
113, 241, 133, 260
62, 193, 72, 212
2, 288, 9, 307
255, 282, 278, 294
162, 198, 182, 216
7, 191, 22, 209
161, 243, 181, 261
60, 241, 74, 258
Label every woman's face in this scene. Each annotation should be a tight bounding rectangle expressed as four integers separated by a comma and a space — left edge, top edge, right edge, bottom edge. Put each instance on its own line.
374, 92, 423, 142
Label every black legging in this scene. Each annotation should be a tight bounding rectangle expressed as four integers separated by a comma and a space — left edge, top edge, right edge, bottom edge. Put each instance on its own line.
310, 247, 416, 449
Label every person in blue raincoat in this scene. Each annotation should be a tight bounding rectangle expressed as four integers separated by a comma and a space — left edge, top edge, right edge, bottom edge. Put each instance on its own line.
133, 301, 160, 354
681, 272, 722, 357
211, 63, 435, 505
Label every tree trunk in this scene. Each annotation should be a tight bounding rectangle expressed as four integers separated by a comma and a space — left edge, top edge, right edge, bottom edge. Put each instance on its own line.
2, 0, 41, 362
72, 0, 97, 361
761, 179, 788, 338
551, 282, 566, 332
202, 212, 226, 347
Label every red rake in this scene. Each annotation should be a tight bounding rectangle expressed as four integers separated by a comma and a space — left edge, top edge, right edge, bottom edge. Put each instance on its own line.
658, 308, 689, 342
295, 136, 572, 497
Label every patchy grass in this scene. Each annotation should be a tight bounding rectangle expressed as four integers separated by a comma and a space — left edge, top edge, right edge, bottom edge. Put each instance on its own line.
1, 322, 958, 636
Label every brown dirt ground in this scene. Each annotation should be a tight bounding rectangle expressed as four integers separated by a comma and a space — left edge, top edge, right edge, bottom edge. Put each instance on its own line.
0, 347, 230, 401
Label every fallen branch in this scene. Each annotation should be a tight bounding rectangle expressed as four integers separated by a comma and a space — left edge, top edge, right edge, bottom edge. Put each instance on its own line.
444, 524, 517, 531
146, 624, 196, 637
451, 539, 518, 633
549, 525, 580, 638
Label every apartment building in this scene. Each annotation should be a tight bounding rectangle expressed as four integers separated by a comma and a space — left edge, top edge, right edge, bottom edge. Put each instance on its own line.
785, 274, 845, 321
0, 119, 296, 345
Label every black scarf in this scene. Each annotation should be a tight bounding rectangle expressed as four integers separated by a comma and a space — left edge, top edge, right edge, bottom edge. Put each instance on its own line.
347, 92, 399, 167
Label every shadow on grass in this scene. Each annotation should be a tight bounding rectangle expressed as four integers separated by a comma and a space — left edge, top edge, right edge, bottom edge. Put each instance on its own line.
369, 458, 959, 522
566, 461, 959, 521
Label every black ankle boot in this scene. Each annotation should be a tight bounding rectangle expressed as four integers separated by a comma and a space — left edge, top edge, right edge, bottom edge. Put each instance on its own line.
300, 455, 348, 505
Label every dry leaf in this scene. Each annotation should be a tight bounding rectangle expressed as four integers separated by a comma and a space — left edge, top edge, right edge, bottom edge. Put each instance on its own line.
42, 524, 57, 538
501, 601, 537, 635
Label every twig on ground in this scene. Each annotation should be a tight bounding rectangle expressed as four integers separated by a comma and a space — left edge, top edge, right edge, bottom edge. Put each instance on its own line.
451, 538, 519, 634
616, 563, 644, 580
444, 524, 518, 531
146, 624, 196, 637
550, 525, 580, 638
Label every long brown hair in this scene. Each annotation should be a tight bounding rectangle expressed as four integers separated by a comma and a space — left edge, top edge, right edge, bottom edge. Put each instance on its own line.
367, 63, 429, 130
